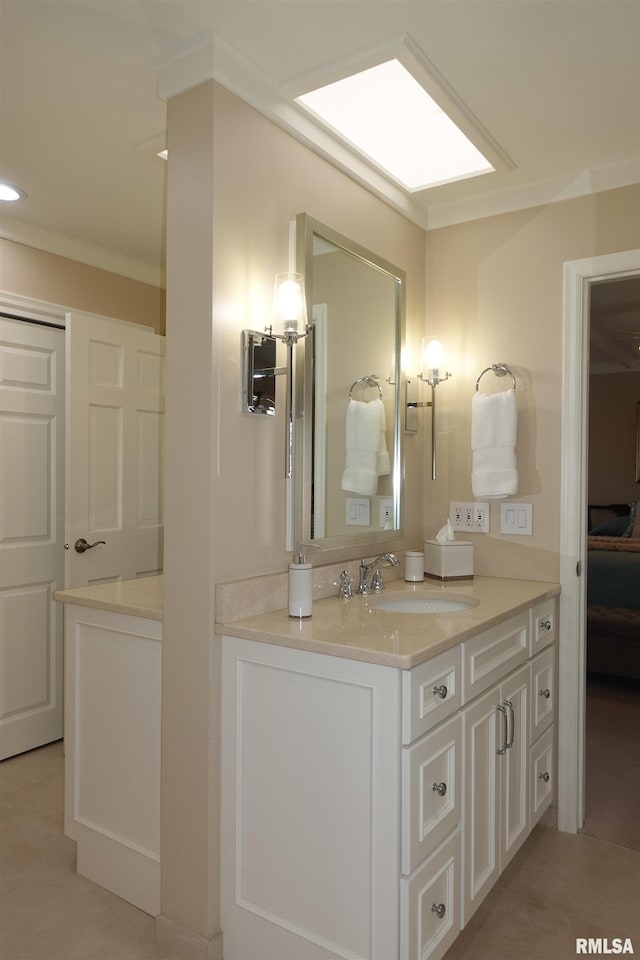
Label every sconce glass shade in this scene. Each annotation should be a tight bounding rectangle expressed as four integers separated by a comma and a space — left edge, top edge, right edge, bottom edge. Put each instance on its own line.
421, 337, 445, 373
272, 272, 307, 339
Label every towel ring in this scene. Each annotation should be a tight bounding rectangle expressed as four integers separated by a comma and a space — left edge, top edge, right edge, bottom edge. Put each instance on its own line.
475, 363, 516, 392
349, 375, 382, 400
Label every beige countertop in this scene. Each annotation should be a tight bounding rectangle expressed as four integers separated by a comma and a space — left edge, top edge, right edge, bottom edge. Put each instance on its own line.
217, 576, 560, 669
54, 575, 163, 621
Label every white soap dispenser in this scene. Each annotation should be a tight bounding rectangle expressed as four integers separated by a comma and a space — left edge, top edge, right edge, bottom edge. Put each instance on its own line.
288, 545, 313, 618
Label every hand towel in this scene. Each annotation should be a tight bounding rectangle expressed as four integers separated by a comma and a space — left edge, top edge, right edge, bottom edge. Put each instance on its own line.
341, 398, 386, 496
376, 399, 391, 477
471, 390, 518, 499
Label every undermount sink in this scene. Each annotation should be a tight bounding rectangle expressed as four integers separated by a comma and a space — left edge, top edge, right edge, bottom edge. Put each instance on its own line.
371, 595, 478, 614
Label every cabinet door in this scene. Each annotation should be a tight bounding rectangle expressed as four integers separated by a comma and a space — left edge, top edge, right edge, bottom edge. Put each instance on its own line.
500, 664, 530, 871
462, 687, 500, 926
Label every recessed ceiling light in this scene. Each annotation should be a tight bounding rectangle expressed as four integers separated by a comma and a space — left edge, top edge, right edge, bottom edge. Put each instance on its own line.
296, 59, 495, 192
0, 181, 27, 202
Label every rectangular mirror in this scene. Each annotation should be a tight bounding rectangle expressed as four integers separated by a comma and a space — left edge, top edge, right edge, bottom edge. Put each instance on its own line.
295, 213, 405, 552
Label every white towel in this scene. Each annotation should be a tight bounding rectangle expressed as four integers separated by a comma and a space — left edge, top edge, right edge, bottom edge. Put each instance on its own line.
471, 390, 518, 499
342, 398, 388, 496
376, 399, 391, 478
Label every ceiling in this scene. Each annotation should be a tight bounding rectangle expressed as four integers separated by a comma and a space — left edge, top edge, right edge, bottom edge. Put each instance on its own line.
1, 1, 639, 300
0, 0, 640, 364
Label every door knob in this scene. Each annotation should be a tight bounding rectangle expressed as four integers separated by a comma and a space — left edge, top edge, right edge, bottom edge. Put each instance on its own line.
432, 781, 447, 797
74, 538, 106, 554
431, 903, 446, 919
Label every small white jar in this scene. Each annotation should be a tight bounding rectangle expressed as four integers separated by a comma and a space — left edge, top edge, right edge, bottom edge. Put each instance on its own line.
404, 550, 424, 582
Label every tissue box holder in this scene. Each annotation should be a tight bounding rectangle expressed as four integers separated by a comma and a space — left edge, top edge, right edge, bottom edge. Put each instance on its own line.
424, 540, 474, 581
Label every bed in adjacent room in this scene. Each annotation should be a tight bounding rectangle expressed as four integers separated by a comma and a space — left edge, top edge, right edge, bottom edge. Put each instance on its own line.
587, 503, 640, 680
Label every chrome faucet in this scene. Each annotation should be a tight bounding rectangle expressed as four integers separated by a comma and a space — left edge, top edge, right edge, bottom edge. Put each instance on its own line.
358, 553, 399, 596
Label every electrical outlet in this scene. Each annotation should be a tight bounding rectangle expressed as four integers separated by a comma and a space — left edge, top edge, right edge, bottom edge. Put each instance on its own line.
449, 501, 490, 534
378, 497, 393, 529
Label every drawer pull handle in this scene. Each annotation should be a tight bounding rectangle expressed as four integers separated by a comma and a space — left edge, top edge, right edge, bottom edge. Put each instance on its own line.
432, 684, 448, 700
538, 772, 550, 783
540, 619, 552, 632
496, 704, 508, 755
504, 699, 515, 749
431, 902, 446, 920
432, 781, 447, 797
539, 688, 551, 699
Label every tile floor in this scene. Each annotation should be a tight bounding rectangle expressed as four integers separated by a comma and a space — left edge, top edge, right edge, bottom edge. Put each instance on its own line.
0, 741, 181, 960
1, 732, 639, 960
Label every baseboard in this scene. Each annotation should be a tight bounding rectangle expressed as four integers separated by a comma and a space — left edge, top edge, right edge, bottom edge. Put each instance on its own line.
155, 915, 223, 960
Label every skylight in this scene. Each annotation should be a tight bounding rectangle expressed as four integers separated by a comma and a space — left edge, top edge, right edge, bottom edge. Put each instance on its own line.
296, 59, 494, 192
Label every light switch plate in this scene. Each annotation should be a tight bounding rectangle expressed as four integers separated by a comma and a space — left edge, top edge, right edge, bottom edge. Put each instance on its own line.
346, 497, 371, 526
500, 502, 533, 535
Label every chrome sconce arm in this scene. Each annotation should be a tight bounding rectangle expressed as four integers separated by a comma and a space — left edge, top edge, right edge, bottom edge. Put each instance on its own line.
241, 272, 310, 552
405, 338, 452, 480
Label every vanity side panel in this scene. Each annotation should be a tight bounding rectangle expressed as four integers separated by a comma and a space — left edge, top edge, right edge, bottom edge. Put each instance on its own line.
221, 636, 401, 960
63, 603, 162, 916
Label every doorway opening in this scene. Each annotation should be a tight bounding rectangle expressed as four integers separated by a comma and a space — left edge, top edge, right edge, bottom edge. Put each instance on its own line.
558, 249, 640, 835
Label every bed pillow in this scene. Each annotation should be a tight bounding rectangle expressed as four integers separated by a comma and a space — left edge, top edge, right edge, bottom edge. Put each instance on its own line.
589, 515, 631, 537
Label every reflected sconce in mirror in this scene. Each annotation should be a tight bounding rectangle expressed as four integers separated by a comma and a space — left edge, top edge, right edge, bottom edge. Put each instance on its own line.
242, 272, 309, 481
405, 338, 452, 480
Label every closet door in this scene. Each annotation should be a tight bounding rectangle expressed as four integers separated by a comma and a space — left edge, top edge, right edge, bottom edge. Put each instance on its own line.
0, 318, 65, 758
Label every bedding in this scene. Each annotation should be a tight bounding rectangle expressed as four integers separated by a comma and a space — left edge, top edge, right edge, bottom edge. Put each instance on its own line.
587, 505, 640, 680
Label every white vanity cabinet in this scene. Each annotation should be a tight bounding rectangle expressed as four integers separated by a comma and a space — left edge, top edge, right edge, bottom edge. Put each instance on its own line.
220, 594, 558, 960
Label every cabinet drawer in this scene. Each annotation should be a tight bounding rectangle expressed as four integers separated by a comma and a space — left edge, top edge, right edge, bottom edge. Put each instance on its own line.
530, 726, 554, 828
530, 645, 555, 744
530, 598, 557, 655
402, 645, 462, 745
402, 714, 462, 875
400, 828, 460, 960
463, 611, 529, 702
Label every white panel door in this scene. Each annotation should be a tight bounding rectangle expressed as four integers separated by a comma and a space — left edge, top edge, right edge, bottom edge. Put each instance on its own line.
0, 318, 65, 759
65, 312, 165, 587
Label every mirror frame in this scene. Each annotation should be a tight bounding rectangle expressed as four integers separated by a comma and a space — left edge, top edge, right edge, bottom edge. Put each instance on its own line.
295, 213, 406, 556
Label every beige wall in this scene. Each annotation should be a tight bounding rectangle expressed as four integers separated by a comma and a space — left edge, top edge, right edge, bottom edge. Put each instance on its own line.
0, 237, 165, 333
589, 371, 640, 504
425, 184, 640, 582
160, 80, 426, 951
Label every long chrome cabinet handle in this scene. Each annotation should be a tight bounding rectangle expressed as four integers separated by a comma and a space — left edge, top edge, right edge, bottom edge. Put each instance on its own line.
496, 704, 508, 755
504, 699, 515, 749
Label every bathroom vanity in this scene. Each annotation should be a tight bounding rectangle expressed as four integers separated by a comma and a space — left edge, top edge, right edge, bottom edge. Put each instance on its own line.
218, 577, 559, 960
54, 576, 163, 916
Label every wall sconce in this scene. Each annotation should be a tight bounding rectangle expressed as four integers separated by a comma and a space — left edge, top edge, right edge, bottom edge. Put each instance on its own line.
405, 338, 452, 480
242, 272, 309, 482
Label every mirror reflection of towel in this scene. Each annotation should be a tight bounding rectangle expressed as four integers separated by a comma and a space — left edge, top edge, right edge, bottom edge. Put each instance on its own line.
471, 391, 518, 499
342, 398, 390, 496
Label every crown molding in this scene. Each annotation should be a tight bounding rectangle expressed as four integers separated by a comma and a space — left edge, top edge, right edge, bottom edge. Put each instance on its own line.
0, 217, 164, 288
157, 33, 640, 234
425, 158, 640, 230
